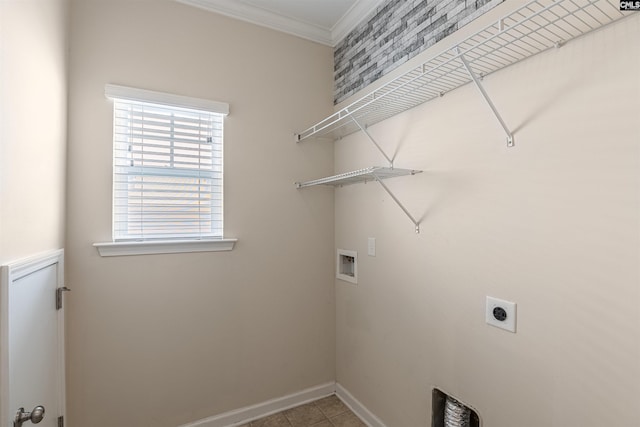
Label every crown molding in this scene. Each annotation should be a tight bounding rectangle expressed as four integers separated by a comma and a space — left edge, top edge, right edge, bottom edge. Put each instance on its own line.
331, 0, 387, 46
176, 0, 333, 46
176, 0, 384, 47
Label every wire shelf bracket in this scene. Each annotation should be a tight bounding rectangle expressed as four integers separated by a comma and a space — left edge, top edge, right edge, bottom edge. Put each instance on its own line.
350, 117, 394, 167
458, 47, 514, 147
295, 167, 422, 233
375, 174, 421, 234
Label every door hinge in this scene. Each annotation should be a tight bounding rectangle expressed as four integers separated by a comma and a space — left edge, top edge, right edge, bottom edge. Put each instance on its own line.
56, 287, 71, 310
58, 415, 64, 427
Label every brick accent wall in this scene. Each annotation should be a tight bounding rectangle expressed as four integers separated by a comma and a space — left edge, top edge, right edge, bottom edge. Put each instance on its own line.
334, 0, 504, 104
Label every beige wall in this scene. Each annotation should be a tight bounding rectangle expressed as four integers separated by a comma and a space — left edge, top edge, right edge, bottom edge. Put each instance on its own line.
0, 0, 68, 264
66, 1, 334, 425
334, 6, 640, 427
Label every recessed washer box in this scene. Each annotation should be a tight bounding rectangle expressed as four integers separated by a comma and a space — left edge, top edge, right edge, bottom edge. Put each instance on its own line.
337, 249, 357, 284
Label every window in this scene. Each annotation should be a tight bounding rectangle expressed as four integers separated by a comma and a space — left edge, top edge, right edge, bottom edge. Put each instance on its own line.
96, 85, 235, 256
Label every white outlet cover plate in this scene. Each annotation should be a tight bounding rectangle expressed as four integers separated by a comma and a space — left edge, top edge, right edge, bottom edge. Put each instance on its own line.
486, 296, 517, 332
367, 237, 376, 257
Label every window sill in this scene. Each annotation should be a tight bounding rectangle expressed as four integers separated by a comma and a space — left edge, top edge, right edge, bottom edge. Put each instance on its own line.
93, 238, 237, 257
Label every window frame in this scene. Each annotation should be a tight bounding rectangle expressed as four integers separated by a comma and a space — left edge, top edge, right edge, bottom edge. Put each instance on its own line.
94, 84, 236, 257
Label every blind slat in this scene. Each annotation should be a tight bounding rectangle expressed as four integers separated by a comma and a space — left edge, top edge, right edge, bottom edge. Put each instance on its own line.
115, 133, 219, 147
115, 114, 222, 131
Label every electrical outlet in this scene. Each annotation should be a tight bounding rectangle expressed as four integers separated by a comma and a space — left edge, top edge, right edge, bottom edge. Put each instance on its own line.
485, 296, 517, 332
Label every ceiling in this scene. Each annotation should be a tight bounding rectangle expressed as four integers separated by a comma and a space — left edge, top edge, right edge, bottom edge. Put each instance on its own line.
176, 0, 386, 46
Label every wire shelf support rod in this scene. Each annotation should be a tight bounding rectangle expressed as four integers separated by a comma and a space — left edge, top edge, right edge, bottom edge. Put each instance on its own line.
351, 116, 394, 167
457, 47, 514, 147
373, 173, 420, 234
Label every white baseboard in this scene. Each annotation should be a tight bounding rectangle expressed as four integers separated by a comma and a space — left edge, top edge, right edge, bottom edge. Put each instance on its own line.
178, 382, 336, 427
335, 383, 387, 427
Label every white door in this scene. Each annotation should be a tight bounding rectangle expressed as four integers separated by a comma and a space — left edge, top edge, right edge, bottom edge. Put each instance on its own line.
1, 250, 66, 427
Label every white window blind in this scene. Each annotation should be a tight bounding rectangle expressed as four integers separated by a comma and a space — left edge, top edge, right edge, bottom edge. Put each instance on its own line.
107, 85, 227, 242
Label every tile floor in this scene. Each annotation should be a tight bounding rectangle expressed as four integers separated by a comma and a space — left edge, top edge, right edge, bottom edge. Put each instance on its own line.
239, 394, 366, 427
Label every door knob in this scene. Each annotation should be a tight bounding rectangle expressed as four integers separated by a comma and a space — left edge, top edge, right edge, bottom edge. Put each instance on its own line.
14, 405, 45, 427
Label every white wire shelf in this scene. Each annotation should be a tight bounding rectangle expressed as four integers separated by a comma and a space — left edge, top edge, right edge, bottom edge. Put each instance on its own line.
296, 0, 626, 142
295, 167, 422, 188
